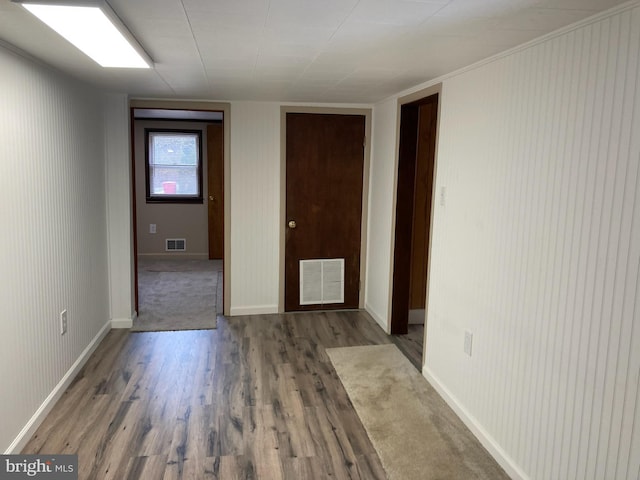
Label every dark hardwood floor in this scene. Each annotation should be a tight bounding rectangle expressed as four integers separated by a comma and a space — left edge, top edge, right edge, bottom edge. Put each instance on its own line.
23, 311, 392, 479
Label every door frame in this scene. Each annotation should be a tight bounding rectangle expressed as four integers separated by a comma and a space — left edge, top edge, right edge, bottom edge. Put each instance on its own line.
207, 123, 224, 260
129, 99, 231, 316
389, 84, 442, 340
279, 106, 372, 313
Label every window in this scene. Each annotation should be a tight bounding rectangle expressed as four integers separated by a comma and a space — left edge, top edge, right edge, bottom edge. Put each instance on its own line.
145, 129, 203, 203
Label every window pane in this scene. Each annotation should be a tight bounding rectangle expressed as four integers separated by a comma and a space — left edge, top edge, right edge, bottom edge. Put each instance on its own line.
150, 133, 198, 166
150, 166, 199, 195
147, 131, 201, 199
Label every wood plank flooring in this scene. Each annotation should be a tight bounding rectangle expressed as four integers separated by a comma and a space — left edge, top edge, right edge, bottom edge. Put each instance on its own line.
391, 324, 425, 370
23, 311, 392, 479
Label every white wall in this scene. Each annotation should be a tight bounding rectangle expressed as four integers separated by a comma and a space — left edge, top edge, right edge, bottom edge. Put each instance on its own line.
365, 98, 398, 331
105, 93, 135, 328
229, 102, 281, 315
420, 5, 639, 480
0, 46, 112, 452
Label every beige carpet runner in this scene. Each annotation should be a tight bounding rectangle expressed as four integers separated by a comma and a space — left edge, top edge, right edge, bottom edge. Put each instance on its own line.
327, 344, 508, 480
132, 259, 222, 332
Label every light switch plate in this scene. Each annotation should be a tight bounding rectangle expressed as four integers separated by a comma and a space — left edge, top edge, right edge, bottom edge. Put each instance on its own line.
464, 331, 473, 356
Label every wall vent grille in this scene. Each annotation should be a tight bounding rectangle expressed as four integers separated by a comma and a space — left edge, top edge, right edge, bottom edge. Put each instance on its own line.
165, 238, 186, 251
300, 258, 344, 305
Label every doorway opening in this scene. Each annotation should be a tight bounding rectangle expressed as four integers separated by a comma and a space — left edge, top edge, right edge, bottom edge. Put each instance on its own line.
390, 90, 440, 368
130, 102, 229, 330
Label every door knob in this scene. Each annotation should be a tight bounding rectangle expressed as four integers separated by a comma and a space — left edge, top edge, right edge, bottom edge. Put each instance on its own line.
209, 195, 215, 201
288, 220, 297, 229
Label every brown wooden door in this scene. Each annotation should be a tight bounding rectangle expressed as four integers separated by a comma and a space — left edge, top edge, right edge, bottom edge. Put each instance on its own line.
207, 123, 224, 259
409, 101, 437, 309
285, 113, 366, 311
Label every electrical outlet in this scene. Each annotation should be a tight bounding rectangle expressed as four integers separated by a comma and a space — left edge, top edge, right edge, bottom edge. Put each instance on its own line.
440, 186, 446, 206
150, 223, 156, 234
464, 331, 473, 356
60, 310, 68, 335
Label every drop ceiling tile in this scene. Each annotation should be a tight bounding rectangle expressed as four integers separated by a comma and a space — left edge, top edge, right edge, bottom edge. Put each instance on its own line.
255, 54, 312, 72
258, 26, 334, 57
266, 0, 358, 28
297, 64, 358, 86
207, 67, 256, 80
348, 0, 446, 25
244, 82, 296, 100
469, 28, 546, 48
332, 20, 411, 44
188, 12, 268, 29
262, 25, 335, 44
327, 22, 423, 70
435, 0, 528, 18
359, 69, 406, 83
190, 21, 262, 41
258, 42, 322, 58
183, 0, 270, 17
282, 89, 332, 102
135, 20, 194, 38
112, 0, 185, 18
290, 79, 340, 92
199, 41, 260, 59
154, 66, 209, 92
2, 0, 631, 103
420, 15, 502, 36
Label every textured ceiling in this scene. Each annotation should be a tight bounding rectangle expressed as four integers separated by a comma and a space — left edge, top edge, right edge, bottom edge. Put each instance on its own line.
0, 0, 629, 103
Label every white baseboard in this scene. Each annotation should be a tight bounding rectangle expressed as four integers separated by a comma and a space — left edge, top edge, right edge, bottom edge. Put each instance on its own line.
364, 303, 390, 333
137, 253, 208, 260
229, 305, 278, 316
111, 317, 133, 329
6, 320, 112, 454
422, 366, 528, 480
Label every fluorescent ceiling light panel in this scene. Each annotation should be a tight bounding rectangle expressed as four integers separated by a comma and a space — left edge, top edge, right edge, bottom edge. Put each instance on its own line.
19, 1, 152, 68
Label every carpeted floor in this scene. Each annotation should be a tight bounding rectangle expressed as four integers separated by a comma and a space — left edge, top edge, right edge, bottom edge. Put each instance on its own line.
132, 258, 222, 332
327, 344, 509, 480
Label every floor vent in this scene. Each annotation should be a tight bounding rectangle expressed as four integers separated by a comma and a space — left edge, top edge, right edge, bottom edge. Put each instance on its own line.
300, 258, 344, 305
165, 238, 186, 251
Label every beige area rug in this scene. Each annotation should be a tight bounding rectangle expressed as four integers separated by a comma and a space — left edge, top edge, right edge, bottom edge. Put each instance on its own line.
132, 259, 222, 332
327, 344, 509, 480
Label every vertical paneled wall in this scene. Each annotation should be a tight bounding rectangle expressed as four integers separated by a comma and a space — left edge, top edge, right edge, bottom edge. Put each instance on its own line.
365, 98, 398, 331
104, 93, 135, 326
229, 102, 281, 314
0, 47, 110, 451
425, 5, 639, 480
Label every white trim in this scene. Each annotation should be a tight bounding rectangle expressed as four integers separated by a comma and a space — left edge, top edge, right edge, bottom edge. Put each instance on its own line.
423, 366, 529, 480
365, 303, 390, 334
111, 317, 133, 328
229, 305, 279, 316
5, 320, 112, 454
137, 252, 208, 260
